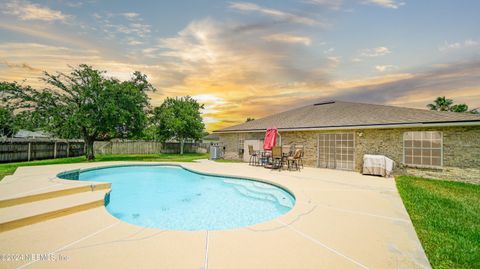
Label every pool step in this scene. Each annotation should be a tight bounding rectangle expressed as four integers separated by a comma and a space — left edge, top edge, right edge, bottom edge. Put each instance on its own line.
224, 179, 294, 208
0, 190, 109, 233
0, 182, 111, 208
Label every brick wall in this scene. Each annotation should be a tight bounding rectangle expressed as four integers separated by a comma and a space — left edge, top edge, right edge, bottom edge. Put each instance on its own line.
218, 126, 480, 183
219, 132, 264, 160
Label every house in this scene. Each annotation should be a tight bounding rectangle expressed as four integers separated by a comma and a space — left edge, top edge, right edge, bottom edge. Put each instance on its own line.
202, 133, 220, 143
213, 100, 480, 182
14, 130, 52, 139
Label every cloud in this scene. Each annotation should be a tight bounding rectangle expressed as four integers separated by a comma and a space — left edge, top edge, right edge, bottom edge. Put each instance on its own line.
304, 0, 343, 10
146, 18, 334, 129
1, 0, 71, 22
327, 59, 480, 108
155, 18, 324, 81
0, 60, 42, 72
64, 1, 83, 8
363, 0, 405, 9
375, 64, 397, 72
229, 2, 321, 26
93, 12, 151, 44
324, 47, 335, 54
353, 46, 391, 62
360, 46, 391, 57
0, 42, 161, 87
0, 23, 98, 50
438, 39, 479, 52
122, 12, 140, 20
263, 33, 312, 46
330, 73, 413, 89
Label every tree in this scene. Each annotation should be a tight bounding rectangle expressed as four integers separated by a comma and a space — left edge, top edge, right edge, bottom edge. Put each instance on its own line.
152, 96, 205, 154
1, 65, 154, 160
0, 107, 17, 137
450, 103, 469, 113
427, 96, 454, 111
426, 96, 473, 113
246, 117, 255, 122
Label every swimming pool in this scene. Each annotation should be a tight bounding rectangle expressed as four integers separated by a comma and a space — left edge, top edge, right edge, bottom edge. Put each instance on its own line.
68, 165, 295, 231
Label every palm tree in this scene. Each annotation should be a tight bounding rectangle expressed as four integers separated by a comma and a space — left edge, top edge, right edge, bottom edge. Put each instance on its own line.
427, 96, 454, 111
450, 103, 469, 113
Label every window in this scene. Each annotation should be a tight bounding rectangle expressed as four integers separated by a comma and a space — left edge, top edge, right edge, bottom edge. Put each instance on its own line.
318, 133, 355, 170
238, 134, 245, 154
403, 131, 442, 167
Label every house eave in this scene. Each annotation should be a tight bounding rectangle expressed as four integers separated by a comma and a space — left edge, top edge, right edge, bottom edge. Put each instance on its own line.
213, 120, 480, 134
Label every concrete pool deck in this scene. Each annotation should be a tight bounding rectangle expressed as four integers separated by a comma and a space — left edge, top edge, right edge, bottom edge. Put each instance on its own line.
0, 160, 431, 269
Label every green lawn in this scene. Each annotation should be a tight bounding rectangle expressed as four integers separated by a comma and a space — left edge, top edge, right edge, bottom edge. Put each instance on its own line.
0, 153, 208, 181
396, 176, 480, 269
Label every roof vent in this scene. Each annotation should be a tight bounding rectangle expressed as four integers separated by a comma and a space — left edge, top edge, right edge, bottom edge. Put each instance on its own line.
313, 100, 335, 106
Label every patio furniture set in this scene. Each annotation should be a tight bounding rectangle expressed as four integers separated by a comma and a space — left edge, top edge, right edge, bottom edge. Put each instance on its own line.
248, 144, 304, 171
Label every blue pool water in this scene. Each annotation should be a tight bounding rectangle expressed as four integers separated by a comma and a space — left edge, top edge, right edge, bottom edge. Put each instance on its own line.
77, 165, 295, 230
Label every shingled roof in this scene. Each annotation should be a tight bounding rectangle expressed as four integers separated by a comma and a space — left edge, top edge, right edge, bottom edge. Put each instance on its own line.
214, 101, 480, 133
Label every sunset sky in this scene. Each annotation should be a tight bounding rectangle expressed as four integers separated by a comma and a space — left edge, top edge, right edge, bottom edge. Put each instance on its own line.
1, 0, 479, 131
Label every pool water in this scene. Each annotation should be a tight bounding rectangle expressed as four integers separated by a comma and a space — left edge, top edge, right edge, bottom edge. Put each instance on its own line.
78, 166, 295, 230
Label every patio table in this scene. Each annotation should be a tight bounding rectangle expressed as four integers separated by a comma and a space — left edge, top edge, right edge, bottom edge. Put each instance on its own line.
257, 150, 271, 166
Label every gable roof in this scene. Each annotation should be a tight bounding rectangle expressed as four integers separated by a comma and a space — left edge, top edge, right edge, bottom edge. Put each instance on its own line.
214, 100, 480, 133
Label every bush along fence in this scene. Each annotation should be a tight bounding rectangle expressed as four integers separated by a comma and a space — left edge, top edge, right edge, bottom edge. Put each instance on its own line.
0, 138, 85, 163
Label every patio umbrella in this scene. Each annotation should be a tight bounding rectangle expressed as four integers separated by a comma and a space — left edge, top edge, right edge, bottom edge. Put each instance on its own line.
263, 128, 277, 150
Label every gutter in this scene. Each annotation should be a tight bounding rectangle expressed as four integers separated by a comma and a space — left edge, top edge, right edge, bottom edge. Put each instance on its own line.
213, 120, 480, 134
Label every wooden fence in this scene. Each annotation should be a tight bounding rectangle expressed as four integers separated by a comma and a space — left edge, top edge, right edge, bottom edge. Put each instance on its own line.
0, 138, 85, 163
94, 140, 208, 155
161, 142, 204, 154
0, 139, 209, 163
94, 141, 162, 155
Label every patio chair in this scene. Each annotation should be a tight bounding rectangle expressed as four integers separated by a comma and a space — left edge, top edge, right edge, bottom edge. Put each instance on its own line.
287, 149, 303, 171
282, 145, 293, 156
294, 145, 305, 169
281, 144, 294, 167
265, 146, 283, 170
248, 145, 258, 166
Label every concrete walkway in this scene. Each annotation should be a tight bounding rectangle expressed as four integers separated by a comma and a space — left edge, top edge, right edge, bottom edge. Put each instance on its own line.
0, 160, 431, 269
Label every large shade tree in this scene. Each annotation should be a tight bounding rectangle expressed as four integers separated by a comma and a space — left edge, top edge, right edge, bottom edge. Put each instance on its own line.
0, 107, 17, 137
1, 65, 154, 160
152, 96, 205, 154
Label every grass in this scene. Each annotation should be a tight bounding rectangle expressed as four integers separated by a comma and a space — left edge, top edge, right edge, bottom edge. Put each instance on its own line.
396, 176, 480, 269
0, 153, 208, 181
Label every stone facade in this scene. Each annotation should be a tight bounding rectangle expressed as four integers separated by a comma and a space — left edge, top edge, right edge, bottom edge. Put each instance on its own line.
218, 126, 480, 183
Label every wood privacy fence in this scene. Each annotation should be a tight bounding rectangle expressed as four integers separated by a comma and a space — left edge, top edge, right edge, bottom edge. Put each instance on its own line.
94, 141, 162, 155
0, 139, 208, 163
161, 142, 207, 154
94, 140, 208, 155
0, 138, 85, 163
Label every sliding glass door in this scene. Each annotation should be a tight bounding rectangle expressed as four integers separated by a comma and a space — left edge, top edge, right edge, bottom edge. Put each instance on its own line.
317, 133, 355, 170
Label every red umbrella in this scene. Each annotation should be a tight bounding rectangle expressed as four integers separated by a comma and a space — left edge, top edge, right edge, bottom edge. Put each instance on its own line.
263, 128, 277, 150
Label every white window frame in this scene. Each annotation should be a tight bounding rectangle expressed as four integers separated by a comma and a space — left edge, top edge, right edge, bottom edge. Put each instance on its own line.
402, 131, 443, 168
